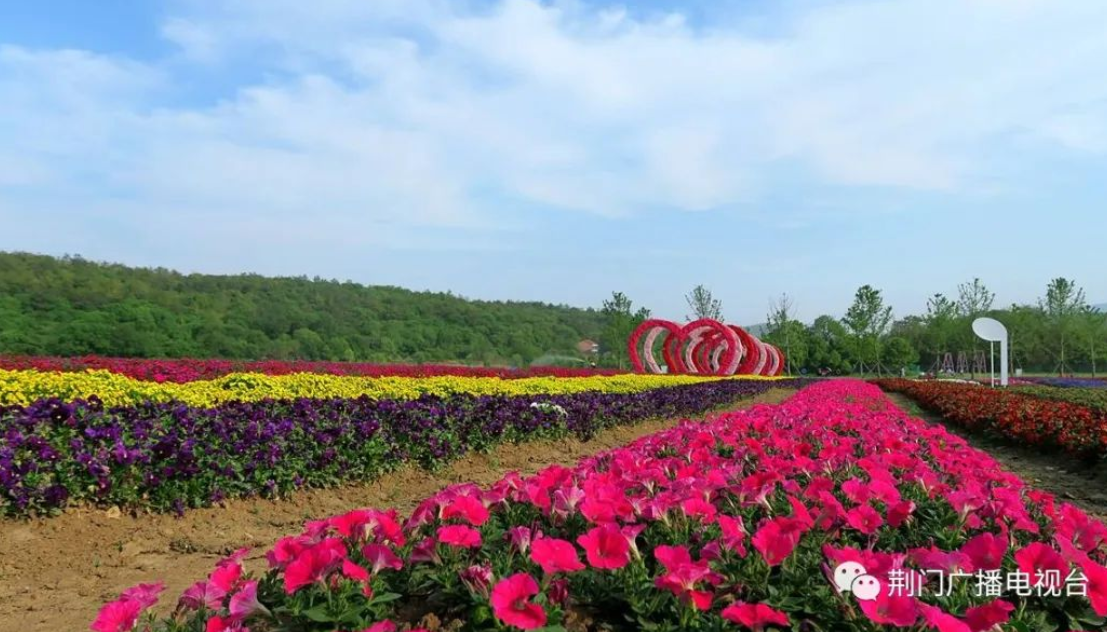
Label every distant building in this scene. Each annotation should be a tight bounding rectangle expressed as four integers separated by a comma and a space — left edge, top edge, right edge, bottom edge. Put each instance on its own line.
576, 339, 600, 354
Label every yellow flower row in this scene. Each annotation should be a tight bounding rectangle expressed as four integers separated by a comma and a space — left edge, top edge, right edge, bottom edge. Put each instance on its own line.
0, 369, 784, 408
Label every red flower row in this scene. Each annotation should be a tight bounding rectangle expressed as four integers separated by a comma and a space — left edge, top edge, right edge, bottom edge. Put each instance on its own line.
0, 355, 620, 383
874, 379, 1107, 457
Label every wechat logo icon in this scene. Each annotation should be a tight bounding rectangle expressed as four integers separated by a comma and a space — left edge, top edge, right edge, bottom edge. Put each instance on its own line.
833, 562, 882, 601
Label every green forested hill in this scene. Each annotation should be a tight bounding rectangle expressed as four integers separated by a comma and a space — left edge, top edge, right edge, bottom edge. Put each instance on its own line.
0, 252, 605, 365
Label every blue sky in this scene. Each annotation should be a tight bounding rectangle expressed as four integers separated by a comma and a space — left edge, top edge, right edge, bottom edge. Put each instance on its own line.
2, 0, 1106, 325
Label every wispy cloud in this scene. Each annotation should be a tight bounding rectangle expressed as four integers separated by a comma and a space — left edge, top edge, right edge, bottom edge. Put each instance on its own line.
2, 0, 1107, 318
4, 0, 1107, 233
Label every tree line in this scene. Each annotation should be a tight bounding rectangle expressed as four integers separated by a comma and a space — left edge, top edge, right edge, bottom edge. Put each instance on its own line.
600, 280, 1105, 376
0, 252, 606, 367
2, 253, 1103, 374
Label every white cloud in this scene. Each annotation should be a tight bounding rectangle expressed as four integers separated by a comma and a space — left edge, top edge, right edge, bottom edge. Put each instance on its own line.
2, 0, 1107, 247
1039, 112, 1107, 153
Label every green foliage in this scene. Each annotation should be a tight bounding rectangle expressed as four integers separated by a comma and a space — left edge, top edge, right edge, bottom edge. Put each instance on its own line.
769, 279, 1102, 376
763, 294, 806, 374
882, 336, 918, 370
599, 291, 651, 369
841, 285, 893, 373
804, 316, 852, 374
3, 253, 1102, 376
0, 252, 605, 365
956, 277, 995, 318
684, 284, 723, 321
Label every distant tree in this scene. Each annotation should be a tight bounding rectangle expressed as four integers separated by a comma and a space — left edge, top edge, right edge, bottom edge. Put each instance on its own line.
766, 293, 794, 329
841, 285, 893, 375
764, 294, 805, 375
807, 315, 851, 374
685, 285, 723, 321
956, 278, 995, 318
1039, 277, 1088, 374
922, 293, 959, 367
1002, 303, 1045, 374
1079, 305, 1107, 376
600, 291, 651, 369
888, 316, 926, 365
882, 337, 919, 373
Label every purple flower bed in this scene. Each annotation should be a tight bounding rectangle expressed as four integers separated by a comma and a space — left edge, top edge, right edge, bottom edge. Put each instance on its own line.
0, 379, 808, 517
1031, 377, 1107, 389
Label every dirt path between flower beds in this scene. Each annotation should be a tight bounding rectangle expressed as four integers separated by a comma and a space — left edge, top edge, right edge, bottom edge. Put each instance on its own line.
0, 389, 795, 632
886, 393, 1107, 523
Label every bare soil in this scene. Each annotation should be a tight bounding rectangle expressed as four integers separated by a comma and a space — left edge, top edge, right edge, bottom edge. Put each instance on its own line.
0, 389, 795, 632
886, 393, 1107, 523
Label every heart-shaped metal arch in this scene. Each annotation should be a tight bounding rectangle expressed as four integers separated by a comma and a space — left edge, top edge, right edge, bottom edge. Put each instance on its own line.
628, 318, 784, 376
628, 319, 684, 374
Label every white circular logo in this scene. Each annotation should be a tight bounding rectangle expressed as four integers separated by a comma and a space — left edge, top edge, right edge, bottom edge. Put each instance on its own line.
833, 561, 867, 592
851, 574, 882, 601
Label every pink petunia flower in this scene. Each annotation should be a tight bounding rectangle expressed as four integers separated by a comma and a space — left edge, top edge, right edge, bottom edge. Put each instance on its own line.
959, 533, 1008, 572
409, 537, 441, 565
90, 598, 143, 632
119, 583, 164, 610
228, 580, 270, 620
1014, 543, 1068, 588
204, 615, 248, 632
845, 504, 884, 536
341, 559, 370, 583
652, 545, 722, 610
720, 602, 790, 631
577, 523, 631, 570
437, 525, 482, 549
909, 546, 970, 574
680, 497, 717, 523
361, 543, 404, 574
887, 500, 916, 528
209, 562, 242, 593
859, 593, 919, 627
441, 495, 490, 526
1080, 556, 1107, 616
919, 604, 971, 632
547, 578, 570, 608
218, 548, 251, 568
620, 524, 646, 559
963, 599, 1014, 631
506, 526, 533, 555
551, 486, 586, 520
717, 514, 749, 557
283, 538, 347, 594
530, 537, 585, 574
490, 573, 547, 630
178, 580, 226, 611
460, 564, 494, 598
841, 479, 872, 505
267, 535, 312, 570
752, 516, 808, 567
654, 545, 693, 571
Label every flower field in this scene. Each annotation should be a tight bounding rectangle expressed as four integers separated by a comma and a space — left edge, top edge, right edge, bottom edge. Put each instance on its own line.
874, 379, 1107, 458
0, 368, 781, 409
1011, 386, 1107, 415
0, 368, 800, 516
1013, 378, 1107, 390
94, 380, 1107, 632
0, 356, 621, 383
